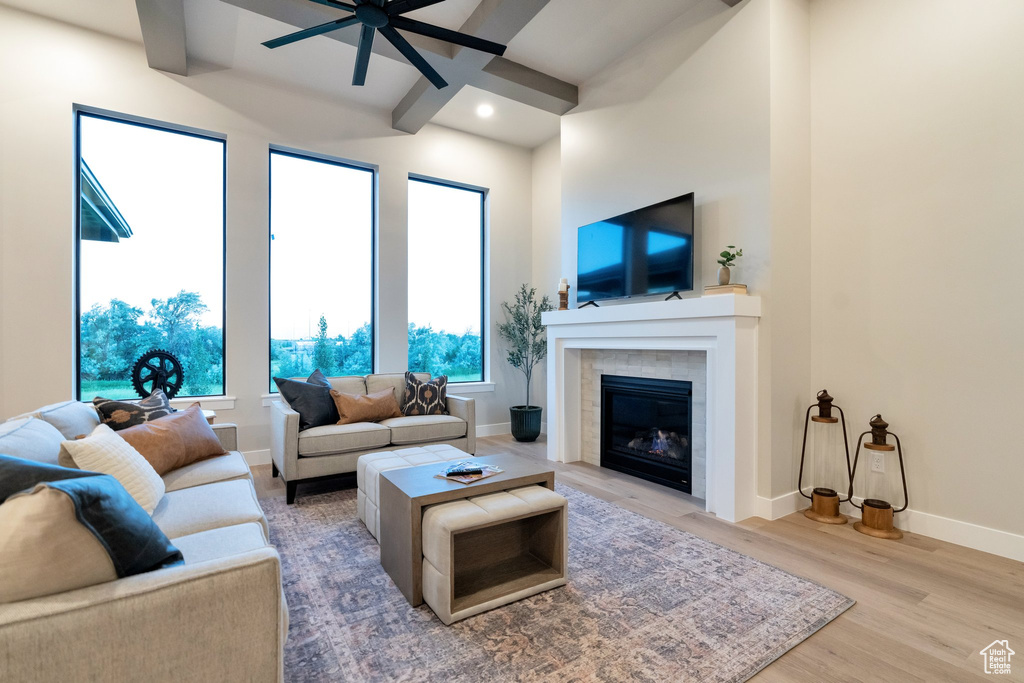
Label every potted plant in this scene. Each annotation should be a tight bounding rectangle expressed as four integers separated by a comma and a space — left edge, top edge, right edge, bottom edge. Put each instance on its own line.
496, 284, 553, 442
717, 245, 743, 285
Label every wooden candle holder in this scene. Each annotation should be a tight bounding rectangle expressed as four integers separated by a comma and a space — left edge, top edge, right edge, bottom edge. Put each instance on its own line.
558, 286, 570, 311
854, 499, 903, 539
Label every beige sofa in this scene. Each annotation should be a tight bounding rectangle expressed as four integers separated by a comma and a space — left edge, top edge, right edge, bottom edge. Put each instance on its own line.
0, 401, 287, 682
271, 372, 476, 503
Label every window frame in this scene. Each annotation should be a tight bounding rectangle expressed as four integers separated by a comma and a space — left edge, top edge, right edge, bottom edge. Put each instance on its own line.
73, 105, 228, 400
407, 174, 487, 384
267, 146, 378, 390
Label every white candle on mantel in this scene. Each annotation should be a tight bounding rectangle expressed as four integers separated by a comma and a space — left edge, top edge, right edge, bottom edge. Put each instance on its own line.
558, 278, 568, 292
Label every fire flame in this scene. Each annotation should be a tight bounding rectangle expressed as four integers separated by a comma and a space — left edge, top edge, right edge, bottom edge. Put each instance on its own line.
650, 430, 671, 454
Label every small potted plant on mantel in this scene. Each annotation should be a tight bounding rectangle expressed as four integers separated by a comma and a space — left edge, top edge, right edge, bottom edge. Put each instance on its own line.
717, 245, 743, 285
496, 284, 553, 442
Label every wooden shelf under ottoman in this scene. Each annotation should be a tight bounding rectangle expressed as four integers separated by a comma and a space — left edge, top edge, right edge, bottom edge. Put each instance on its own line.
421, 485, 568, 625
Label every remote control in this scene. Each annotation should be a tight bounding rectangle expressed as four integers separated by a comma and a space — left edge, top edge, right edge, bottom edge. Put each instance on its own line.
447, 469, 483, 476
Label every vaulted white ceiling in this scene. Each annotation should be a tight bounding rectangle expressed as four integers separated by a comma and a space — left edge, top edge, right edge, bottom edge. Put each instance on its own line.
505, 0, 710, 85
1, 0, 143, 42
2, 0, 729, 148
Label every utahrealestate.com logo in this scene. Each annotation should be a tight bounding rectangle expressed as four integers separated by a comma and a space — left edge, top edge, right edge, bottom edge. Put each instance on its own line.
980, 640, 1014, 675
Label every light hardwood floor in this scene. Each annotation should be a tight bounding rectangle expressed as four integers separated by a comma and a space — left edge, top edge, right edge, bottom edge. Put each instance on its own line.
253, 435, 1024, 682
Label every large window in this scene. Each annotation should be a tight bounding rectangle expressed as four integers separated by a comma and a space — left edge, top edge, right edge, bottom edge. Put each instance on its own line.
270, 150, 374, 388
407, 177, 484, 382
76, 111, 225, 400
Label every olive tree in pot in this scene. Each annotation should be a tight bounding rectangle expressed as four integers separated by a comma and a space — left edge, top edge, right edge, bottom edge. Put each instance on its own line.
496, 284, 553, 442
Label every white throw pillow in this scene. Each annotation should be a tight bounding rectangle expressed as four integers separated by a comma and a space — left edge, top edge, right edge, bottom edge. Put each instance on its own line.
62, 424, 165, 514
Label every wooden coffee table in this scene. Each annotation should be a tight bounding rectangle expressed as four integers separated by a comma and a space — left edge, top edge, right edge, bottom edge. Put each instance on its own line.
379, 453, 555, 606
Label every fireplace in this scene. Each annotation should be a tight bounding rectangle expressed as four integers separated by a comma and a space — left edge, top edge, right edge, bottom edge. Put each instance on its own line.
600, 375, 692, 493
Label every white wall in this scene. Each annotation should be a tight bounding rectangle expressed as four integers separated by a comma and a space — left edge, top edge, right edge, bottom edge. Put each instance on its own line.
531, 136, 562, 307
554, 0, 1024, 552
559, 0, 778, 496
528, 135, 562, 414
767, 0, 813, 499
810, 0, 1024, 536
0, 6, 535, 450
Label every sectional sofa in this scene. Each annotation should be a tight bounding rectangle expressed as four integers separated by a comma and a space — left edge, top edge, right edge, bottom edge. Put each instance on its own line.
0, 400, 287, 682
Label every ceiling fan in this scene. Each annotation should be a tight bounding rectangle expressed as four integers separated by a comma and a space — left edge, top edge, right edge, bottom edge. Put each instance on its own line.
262, 0, 508, 90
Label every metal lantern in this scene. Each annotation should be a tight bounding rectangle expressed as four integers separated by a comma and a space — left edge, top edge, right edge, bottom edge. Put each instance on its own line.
796, 390, 852, 524
848, 414, 908, 540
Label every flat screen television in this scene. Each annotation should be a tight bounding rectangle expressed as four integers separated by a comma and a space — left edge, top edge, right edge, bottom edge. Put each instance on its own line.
576, 192, 694, 303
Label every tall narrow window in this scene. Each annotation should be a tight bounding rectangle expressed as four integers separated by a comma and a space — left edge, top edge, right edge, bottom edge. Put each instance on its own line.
76, 111, 225, 400
270, 150, 374, 388
407, 177, 485, 382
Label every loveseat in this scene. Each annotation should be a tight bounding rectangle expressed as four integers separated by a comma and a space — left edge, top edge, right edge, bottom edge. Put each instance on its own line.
0, 400, 287, 682
271, 372, 476, 503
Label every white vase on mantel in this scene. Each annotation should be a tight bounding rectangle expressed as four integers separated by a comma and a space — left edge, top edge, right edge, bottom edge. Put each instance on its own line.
718, 266, 731, 286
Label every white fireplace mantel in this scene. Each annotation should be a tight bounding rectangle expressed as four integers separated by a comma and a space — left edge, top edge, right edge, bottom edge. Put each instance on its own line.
542, 295, 761, 523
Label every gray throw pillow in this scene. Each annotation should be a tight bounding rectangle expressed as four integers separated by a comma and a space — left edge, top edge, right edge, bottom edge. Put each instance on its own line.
273, 370, 339, 431
0, 418, 66, 467
35, 400, 101, 439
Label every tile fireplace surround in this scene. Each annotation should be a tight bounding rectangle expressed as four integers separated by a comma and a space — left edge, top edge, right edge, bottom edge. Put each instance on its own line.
542, 295, 761, 523
581, 349, 707, 500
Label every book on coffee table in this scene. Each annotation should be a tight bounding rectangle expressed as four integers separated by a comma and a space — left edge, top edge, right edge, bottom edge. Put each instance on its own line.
435, 460, 504, 485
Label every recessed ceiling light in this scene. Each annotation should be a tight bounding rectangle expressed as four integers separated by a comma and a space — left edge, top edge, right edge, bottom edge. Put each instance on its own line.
476, 104, 494, 118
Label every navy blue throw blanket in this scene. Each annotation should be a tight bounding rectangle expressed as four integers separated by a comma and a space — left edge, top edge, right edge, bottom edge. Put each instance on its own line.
0, 455, 183, 577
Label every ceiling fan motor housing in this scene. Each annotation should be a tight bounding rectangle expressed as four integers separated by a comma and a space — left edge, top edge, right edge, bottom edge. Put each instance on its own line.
262, 0, 508, 90
355, 4, 388, 29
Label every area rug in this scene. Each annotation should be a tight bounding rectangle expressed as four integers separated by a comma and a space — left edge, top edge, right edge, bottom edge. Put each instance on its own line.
263, 485, 853, 682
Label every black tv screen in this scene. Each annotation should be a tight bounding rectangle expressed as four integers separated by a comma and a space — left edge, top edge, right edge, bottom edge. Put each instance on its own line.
576, 192, 694, 303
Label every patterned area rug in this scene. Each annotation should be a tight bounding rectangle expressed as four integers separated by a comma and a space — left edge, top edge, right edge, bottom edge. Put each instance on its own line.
263, 485, 853, 682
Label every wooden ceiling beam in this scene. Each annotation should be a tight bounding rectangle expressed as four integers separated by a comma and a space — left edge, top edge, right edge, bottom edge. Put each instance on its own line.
136, 0, 188, 75
391, 0, 578, 134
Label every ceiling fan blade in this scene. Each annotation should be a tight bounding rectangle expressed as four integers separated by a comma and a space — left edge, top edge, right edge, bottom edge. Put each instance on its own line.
379, 25, 448, 89
307, 0, 358, 12
262, 15, 359, 49
352, 25, 376, 86
389, 16, 507, 56
385, 0, 446, 16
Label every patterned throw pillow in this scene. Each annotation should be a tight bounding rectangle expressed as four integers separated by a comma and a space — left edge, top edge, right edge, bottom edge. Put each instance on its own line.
402, 372, 449, 416
93, 390, 175, 431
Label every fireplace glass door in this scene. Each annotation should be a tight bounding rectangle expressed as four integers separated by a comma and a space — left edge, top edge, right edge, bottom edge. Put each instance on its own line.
600, 375, 692, 493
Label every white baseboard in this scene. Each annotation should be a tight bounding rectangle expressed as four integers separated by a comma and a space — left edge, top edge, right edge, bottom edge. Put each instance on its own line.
755, 489, 1024, 563
755, 490, 804, 520
841, 497, 1024, 563
476, 422, 548, 438
477, 422, 510, 437
243, 449, 271, 466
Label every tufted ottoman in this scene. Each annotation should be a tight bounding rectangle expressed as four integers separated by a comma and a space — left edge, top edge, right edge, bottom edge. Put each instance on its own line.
421, 485, 568, 625
357, 444, 468, 541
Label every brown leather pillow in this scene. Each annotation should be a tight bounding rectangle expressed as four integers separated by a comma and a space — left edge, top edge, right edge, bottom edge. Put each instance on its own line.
117, 404, 227, 475
330, 388, 402, 425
